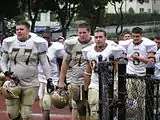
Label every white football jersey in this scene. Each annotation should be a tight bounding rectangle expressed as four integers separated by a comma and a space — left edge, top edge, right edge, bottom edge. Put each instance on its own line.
119, 37, 157, 75
83, 42, 124, 90
38, 42, 66, 85
155, 49, 160, 78
64, 36, 94, 85
1, 33, 48, 87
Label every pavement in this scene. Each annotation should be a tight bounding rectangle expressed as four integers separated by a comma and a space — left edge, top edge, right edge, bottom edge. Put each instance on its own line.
0, 95, 71, 120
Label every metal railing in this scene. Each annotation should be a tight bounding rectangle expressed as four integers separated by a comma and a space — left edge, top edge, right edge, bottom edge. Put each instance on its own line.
98, 57, 160, 120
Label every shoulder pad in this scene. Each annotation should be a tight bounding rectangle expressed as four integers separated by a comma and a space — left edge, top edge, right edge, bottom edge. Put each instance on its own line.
64, 36, 79, 54
64, 36, 79, 45
29, 32, 39, 37
82, 43, 95, 52
106, 40, 117, 45
142, 37, 156, 46
32, 36, 48, 53
2, 36, 16, 52
3, 36, 16, 43
50, 42, 64, 50
119, 39, 132, 46
32, 35, 47, 44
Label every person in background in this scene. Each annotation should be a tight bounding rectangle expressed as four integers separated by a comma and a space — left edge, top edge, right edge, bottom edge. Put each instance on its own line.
58, 36, 65, 44
123, 31, 131, 40
38, 30, 66, 120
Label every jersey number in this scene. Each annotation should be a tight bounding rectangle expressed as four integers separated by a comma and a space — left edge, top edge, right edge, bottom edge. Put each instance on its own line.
133, 52, 140, 65
11, 48, 32, 65
76, 51, 82, 66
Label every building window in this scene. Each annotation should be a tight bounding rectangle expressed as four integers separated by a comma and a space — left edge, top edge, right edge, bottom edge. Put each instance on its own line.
140, 8, 144, 13
148, 9, 151, 13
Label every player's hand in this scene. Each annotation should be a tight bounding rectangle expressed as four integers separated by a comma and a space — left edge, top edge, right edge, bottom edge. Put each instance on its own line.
58, 81, 66, 89
4, 71, 14, 80
4, 71, 13, 77
47, 78, 54, 94
131, 53, 139, 60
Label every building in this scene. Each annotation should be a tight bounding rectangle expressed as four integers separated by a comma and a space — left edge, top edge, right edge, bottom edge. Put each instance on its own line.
105, 0, 160, 14
26, 11, 59, 32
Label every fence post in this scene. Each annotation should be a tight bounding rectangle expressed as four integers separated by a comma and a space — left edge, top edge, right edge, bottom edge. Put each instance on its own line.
98, 54, 115, 120
98, 55, 107, 120
108, 54, 115, 120
118, 58, 127, 120
145, 62, 155, 120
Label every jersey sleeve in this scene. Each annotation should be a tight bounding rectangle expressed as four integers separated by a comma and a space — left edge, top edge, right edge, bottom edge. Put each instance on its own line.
112, 45, 125, 59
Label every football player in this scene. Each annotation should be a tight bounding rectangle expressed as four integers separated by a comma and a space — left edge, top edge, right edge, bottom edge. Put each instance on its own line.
83, 29, 124, 120
0, 21, 53, 120
119, 27, 157, 119
38, 30, 66, 120
59, 23, 94, 120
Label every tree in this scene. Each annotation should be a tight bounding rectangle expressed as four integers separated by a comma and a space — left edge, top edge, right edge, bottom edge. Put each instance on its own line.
79, 0, 108, 34
0, 0, 23, 35
78, 0, 145, 34
47, 0, 81, 38
19, 0, 49, 32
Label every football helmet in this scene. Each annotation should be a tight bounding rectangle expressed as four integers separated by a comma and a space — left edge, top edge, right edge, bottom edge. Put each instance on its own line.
1, 81, 21, 99
51, 89, 69, 109
0, 72, 6, 87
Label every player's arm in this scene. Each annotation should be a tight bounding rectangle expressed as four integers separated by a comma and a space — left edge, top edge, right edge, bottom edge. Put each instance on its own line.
1, 40, 9, 73
39, 53, 51, 79
59, 57, 70, 88
131, 51, 155, 64
84, 61, 92, 91
56, 49, 67, 71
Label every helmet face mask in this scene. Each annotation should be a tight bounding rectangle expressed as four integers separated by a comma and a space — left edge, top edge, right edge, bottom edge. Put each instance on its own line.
51, 89, 69, 109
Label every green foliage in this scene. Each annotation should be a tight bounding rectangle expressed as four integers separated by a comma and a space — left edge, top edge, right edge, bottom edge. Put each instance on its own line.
104, 13, 160, 26
0, 0, 21, 20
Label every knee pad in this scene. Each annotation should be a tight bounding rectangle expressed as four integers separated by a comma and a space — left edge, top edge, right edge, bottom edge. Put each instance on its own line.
77, 100, 87, 116
21, 105, 32, 119
90, 111, 99, 120
8, 113, 21, 120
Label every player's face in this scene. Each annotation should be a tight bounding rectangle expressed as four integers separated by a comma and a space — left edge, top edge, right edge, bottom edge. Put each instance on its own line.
132, 33, 142, 44
43, 33, 52, 43
154, 39, 160, 49
16, 25, 30, 41
94, 32, 106, 47
123, 33, 131, 40
78, 28, 90, 42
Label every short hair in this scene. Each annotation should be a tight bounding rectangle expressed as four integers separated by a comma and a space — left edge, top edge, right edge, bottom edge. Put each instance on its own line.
78, 23, 91, 32
155, 36, 160, 40
16, 20, 30, 29
43, 30, 52, 35
94, 29, 107, 37
123, 31, 131, 36
132, 27, 143, 34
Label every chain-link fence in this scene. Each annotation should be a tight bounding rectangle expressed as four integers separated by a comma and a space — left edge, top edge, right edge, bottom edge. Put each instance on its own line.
98, 57, 160, 120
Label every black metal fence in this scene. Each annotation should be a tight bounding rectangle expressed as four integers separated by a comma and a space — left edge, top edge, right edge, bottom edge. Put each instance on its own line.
98, 57, 160, 120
